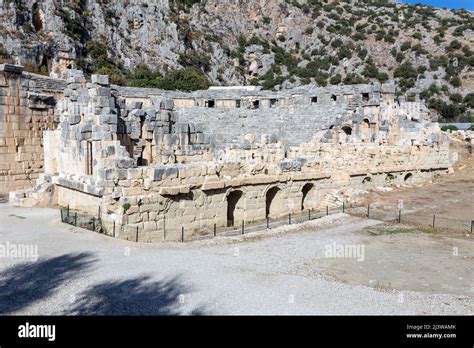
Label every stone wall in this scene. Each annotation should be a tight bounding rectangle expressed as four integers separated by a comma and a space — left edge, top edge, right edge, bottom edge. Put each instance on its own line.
0, 64, 65, 195
116, 83, 398, 149
8, 71, 454, 244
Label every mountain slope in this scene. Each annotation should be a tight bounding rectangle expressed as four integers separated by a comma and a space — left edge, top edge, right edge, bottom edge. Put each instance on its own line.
0, 0, 472, 120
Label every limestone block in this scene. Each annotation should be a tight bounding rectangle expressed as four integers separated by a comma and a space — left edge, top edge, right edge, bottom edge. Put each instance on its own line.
164, 166, 179, 179
151, 167, 165, 181
160, 98, 174, 110
91, 75, 109, 86
69, 114, 81, 125
159, 186, 180, 195
201, 181, 225, 190
127, 168, 143, 180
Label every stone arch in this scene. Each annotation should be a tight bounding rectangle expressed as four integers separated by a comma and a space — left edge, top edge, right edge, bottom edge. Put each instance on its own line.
360, 118, 371, 142
301, 183, 314, 210
226, 190, 244, 226
265, 186, 283, 218
404, 172, 413, 183
385, 173, 396, 182
362, 176, 372, 185
341, 126, 352, 135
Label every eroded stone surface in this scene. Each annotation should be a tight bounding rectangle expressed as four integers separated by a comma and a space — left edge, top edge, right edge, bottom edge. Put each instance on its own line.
3, 67, 468, 243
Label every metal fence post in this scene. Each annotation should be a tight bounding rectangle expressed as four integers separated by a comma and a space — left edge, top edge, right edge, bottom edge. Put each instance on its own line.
60, 209, 63, 222
92, 217, 95, 231
266, 217, 269, 229
432, 214, 436, 228
471, 220, 473, 233
74, 212, 77, 226
367, 204, 370, 218
308, 209, 311, 221
398, 209, 401, 223
113, 221, 116, 238
67, 205, 70, 218
326, 205, 329, 216
214, 223, 216, 237
241, 220, 244, 235
164, 216, 166, 240
289, 213, 291, 225
343, 202, 345, 213
136, 226, 139, 243
181, 227, 184, 242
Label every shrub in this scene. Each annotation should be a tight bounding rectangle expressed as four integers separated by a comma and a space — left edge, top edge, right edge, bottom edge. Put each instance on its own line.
450, 76, 462, 87
128, 65, 163, 87
159, 68, 211, 91
338, 46, 352, 60
122, 203, 131, 212
400, 41, 411, 51
330, 74, 342, 85
394, 62, 417, 79
449, 93, 463, 103
463, 93, 474, 108
447, 39, 462, 51
357, 48, 368, 60
440, 125, 458, 131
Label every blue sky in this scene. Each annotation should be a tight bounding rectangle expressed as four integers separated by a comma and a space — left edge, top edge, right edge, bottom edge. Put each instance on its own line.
401, 0, 474, 11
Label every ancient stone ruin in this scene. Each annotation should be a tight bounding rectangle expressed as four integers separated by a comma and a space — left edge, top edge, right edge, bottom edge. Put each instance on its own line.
1, 65, 455, 241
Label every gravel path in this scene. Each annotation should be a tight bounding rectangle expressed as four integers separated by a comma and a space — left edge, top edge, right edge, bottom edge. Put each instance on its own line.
0, 203, 472, 315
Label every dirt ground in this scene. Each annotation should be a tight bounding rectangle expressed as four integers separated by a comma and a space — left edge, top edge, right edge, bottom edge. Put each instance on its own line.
314, 145, 474, 299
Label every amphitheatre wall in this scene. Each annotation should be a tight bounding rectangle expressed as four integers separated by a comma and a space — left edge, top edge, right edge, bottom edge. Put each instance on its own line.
3, 68, 455, 242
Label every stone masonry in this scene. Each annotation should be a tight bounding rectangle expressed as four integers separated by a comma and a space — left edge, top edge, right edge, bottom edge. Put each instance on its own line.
0, 64, 65, 196
7, 68, 455, 242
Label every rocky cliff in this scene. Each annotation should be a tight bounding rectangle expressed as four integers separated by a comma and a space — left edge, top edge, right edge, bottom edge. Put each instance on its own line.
0, 0, 473, 120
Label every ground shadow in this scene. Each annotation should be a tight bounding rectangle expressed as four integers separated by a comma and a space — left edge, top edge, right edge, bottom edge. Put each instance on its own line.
0, 252, 96, 314
65, 274, 207, 315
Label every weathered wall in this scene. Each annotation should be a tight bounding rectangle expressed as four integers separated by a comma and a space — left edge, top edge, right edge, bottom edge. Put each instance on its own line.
0, 64, 65, 195
116, 83, 397, 149
8, 72, 454, 245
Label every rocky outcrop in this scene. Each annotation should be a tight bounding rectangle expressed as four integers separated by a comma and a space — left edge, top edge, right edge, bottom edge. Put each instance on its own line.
0, 1, 472, 116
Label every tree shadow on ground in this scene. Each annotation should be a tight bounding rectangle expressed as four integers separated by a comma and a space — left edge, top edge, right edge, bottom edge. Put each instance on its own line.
0, 252, 96, 314
65, 274, 207, 315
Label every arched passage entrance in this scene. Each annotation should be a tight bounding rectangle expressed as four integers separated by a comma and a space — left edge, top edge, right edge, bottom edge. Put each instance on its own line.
301, 183, 314, 210
342, 126, 352, 135
227, 190, 243, 226
265, 186, 281, 218
404, 173, 413, 183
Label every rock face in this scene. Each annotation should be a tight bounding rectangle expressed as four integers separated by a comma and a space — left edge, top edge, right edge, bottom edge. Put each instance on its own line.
0, 0, 472, 105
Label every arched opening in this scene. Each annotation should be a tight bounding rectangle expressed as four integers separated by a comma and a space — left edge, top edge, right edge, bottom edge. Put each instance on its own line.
227, 190, 243, 227
265, 186, 281, 218
362, 176, 372, 184
404, 173, 413, 183
39, 56, 49, 75
301, 183, 314, 210
386, 173, 395, 182
361, 118, 371, 142
32, 3, 44, 32
342, 126, 352, 135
